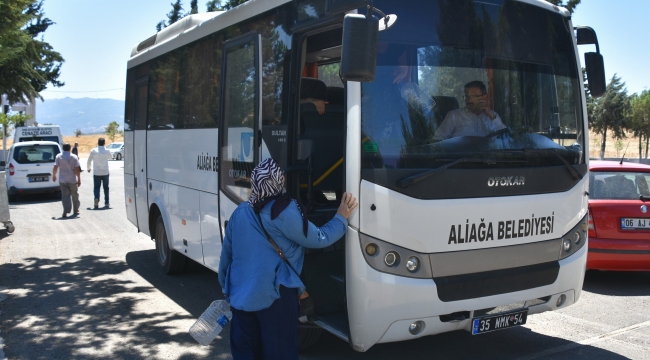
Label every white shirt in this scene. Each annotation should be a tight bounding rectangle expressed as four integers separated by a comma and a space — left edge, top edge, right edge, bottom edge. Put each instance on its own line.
87, 146, 113, 176
434, 107, 506, 141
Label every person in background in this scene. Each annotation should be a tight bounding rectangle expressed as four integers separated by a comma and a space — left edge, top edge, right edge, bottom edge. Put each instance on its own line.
218, 158, 358, 359
433, 80, 506, 140
71, 142, 83, 171
86, 138, 112, 208
52, 143, 81, 218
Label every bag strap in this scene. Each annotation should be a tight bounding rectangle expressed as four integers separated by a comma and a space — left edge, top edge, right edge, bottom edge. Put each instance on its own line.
256, 212, 310, 300
256, 213, 299, 276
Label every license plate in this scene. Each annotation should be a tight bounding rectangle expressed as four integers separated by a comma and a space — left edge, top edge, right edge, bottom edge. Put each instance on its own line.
471, 309, 528, 335
28, 177, 48, 182
621, 218, 650, 230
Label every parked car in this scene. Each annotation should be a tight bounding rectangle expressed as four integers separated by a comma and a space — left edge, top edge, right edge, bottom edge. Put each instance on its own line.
587, 160, 650, 271
5, 141, 62, 201
106, 142, 124, 161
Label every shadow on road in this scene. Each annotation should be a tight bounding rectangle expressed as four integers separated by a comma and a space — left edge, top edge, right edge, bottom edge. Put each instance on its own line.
9, 193, 60, 205
125, 250, 224, 319
125, 251, 628, 360
0, 254, 221, 359
583, 270, 650, 296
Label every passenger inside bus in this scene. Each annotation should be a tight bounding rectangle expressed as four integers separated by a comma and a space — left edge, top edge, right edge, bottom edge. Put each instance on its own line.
433, 80, 506, 141
299, 76, 345, 205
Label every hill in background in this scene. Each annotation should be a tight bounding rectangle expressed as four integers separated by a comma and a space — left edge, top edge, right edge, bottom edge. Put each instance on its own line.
36, 97, 125, 136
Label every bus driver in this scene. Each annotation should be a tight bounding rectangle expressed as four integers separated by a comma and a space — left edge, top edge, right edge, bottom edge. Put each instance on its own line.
433, 81, 506, 140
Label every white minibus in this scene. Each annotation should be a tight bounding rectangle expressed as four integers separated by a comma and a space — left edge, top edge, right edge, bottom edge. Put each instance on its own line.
123, 0, 606, 351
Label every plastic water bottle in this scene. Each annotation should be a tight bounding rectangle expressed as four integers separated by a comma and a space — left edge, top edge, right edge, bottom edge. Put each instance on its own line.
189, 300, 232, 346
400, 82, 436, 117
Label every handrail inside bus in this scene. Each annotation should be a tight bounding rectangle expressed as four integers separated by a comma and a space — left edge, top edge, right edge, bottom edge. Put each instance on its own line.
300, 137, 370, 189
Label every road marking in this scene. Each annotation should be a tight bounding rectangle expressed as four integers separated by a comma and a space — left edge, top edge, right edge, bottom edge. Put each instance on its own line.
518, 320, 650, 360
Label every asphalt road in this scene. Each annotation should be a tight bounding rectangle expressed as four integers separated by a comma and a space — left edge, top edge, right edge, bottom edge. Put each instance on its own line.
0, 160, 649, 359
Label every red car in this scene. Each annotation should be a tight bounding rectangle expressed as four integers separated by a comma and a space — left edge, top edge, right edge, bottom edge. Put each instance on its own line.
587, 160, 650, 270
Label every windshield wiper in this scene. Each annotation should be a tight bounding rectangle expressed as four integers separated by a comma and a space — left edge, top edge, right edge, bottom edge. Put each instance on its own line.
396, 157, 521, 188
519, 148, 583, 181
640, 195, 650, 202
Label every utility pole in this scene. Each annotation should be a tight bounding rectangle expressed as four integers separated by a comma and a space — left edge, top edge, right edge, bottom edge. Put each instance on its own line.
2, 103, 8, 163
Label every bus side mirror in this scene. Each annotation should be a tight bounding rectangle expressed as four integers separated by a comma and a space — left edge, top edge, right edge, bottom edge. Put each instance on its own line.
584, 53, 606, 98
576, 26, 606, 98
340, 14, 379, 82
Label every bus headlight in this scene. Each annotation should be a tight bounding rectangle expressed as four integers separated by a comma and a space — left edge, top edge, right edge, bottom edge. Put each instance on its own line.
384, 251, 400, 267
405, 256, 420, 272
359, 233, 433, 279
365, 243, 378, 256
559, 214, 588, 260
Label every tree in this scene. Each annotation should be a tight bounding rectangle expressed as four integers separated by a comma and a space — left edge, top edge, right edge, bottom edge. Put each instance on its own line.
75, 129, 83, 137
188, 0, 198, 15
0, 113, 31, 142
0, 0, 64, 104
545, 0, 581, 14
156, 0, 184, 31
105, 121, 120, 141
206, 0, 247, 11
589, 74, 630, 159
628, 90, 650, 159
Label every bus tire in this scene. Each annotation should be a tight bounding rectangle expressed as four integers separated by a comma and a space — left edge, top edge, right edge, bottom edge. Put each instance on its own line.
298, 324, 322, 350
154, 215, 186, 274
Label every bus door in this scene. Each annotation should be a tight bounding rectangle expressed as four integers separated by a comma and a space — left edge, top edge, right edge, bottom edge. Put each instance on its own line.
218, 33, 262, 232
133, 79, 149, 233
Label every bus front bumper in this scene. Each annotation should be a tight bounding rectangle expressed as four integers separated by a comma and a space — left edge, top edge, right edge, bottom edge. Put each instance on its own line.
345, 228, 587, 352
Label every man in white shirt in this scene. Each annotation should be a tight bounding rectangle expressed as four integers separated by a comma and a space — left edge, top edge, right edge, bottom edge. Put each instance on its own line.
433, 81, 506, 141
52, 143, 82, 218
87, 138, 113, 208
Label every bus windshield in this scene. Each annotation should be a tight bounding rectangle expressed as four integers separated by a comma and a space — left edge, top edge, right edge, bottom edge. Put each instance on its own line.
361, 0, 584, 175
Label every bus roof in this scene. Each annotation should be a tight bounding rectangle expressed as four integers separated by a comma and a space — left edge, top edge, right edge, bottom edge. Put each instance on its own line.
128, 0, 569, 69
128, 0, 291, 68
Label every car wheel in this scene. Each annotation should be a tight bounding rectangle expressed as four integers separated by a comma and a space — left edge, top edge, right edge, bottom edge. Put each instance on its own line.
154, 215, 186, 274
5, 221, 15, 233
298, 324, 322, 350
116, 153, 122, 161
7, 192, 17, 202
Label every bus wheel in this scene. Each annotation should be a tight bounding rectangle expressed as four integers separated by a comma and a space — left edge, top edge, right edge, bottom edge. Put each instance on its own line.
154, 215, 186, 274
298, 324, 322, 350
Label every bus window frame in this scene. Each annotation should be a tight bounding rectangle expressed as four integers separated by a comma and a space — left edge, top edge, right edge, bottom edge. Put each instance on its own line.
219, 31, 262, 205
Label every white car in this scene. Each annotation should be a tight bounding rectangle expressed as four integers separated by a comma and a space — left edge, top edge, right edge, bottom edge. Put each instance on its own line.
106, 142, 124, 161
6, 141, 62, 201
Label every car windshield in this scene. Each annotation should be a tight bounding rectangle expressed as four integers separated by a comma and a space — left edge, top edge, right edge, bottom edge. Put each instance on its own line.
13, 145, 60, 164
589, 171, 650, 200
107, 143, 122, 149
361, 0, 584, 172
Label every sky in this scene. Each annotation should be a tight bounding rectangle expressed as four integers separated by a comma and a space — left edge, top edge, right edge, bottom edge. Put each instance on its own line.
37, 0, 650, 102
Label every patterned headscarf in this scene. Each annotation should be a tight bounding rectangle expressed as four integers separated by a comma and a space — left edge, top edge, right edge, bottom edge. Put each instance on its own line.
248, 158, 309, 237
248, 158, 284, 207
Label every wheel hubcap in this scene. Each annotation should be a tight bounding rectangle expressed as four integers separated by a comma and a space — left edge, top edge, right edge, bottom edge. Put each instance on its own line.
156, 225, 168, 264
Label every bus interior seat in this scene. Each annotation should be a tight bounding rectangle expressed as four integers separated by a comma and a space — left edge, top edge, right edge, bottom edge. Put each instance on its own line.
301, 77, 327, 101
326, 86, 344, 105
432, 96, 460, 127
299, 78, 345, 204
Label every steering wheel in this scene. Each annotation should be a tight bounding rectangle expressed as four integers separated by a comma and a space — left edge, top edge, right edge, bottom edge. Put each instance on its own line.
486, 127, 512, 138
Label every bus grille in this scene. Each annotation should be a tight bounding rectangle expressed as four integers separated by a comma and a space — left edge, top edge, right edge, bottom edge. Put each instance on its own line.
433, 261, 560, 302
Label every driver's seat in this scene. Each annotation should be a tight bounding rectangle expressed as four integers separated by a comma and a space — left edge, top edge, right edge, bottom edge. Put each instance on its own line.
432, 96, 459, 127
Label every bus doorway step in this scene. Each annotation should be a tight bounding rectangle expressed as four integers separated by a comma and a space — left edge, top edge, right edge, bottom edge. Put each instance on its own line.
313, 311, 350, 342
